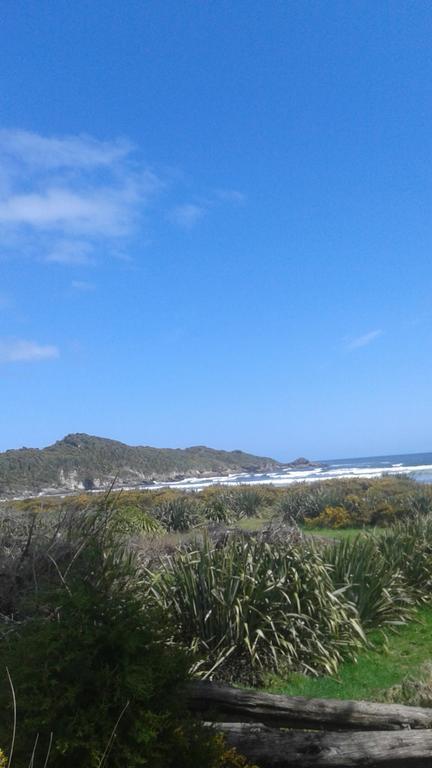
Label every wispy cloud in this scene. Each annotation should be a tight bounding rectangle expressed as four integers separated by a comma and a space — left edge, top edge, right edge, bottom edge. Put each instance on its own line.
71, 280, 94, 292
0, 129, 161, 265
347, 329, 383, 350
0, 129, 245, 265
168, 189, 245, 230
169, 203, 206, 229
0, 129, 132, 169
0, 339, 59, 362
0, 188, 134, 235
215, 188, 246, 205
46, 240, 95, 265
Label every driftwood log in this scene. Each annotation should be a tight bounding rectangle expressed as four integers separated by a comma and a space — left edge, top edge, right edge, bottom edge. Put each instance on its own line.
213, 722, 432, 767
189, 682, 432, 731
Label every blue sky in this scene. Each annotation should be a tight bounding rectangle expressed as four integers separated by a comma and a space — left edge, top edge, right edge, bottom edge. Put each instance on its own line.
1, 1, 432, 460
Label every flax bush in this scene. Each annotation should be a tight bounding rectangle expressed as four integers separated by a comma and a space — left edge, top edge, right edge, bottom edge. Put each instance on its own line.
152, 496, 202, 532
378, 514, 432, 602
150, 536, 364, 683
324, 534, 415, 628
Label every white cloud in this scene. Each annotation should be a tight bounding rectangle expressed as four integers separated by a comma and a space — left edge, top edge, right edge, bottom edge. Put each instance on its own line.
46, 240, 94, 265
0, 129, 244, 266
169, 203, 205, 229
347, 329, 383, 349
0, 130, 132, 169
0, 339, 59, 362
0, 129, 161, 265
169, 189, 246, 230
0, 188, 131, 234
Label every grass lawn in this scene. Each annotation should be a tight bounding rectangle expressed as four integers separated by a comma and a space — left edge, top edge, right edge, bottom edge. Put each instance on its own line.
238, 523, 381, 538
303, 526, 386, 541
265, 606, 432, 702
303, 527, 363, 540
236, 516, 268, 531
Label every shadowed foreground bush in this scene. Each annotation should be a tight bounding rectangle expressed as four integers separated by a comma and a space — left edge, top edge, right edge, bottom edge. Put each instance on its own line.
0, 509, 226, 768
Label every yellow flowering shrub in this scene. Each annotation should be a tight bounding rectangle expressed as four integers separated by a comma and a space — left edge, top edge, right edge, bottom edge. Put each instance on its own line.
305, 505, 351, 529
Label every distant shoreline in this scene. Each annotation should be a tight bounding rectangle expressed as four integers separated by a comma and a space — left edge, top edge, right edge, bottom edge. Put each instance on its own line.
3, 452, 432, 503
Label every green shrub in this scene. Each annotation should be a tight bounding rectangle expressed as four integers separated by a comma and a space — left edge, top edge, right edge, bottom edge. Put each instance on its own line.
153, 496, 202, 532
150, 536, 364, 682
110, 504, 163, 535
0, 509, 222, 768
199, 491, 233, 524
324, 534, 414, 629
277, 487, 325, 522
278, 476, 432, 528
229, 488, 264, 519
378, 514, 432, 601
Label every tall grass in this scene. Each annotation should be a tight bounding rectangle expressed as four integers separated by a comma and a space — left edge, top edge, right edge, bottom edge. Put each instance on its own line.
150, 536, 364, 682
378, 514, 432, 601
323, 534, 415, 628
152, 496, 201, 532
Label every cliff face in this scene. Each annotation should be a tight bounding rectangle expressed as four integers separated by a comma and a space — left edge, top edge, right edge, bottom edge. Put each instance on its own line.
0, 433, 283, 498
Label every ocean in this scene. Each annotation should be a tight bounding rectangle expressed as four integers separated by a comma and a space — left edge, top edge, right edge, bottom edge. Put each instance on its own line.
148, 451, 432, 491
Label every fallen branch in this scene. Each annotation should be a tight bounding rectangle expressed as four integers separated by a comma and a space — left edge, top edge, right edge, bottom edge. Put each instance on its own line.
213, 722, 432, 767
189, 682, 432, 731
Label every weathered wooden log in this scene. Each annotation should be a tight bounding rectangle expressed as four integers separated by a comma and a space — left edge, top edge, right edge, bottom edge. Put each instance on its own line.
189, 682, 432, 731
213, 722, 432, 767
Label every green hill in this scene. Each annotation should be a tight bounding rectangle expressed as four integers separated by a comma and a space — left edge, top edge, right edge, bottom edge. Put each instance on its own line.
0, 433, 283, 498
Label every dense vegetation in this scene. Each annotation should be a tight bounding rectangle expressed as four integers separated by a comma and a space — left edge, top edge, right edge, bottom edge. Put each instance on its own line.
0, 433, 281, 497
150, 534, 364, 683
8, 473, 431, 531
0, 506, 252, 767
277, 474, 432, 527
2, 474, 432, 764
148, 513, 432, 683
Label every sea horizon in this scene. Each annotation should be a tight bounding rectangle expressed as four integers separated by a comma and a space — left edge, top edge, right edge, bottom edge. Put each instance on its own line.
138, 449, 432, 492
